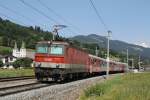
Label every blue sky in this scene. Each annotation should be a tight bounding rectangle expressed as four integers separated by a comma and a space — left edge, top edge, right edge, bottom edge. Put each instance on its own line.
0, 0, 150, 46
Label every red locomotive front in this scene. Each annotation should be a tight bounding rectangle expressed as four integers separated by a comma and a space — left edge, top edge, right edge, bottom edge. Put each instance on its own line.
34, 41, 89, 81
34, 41, 67, 81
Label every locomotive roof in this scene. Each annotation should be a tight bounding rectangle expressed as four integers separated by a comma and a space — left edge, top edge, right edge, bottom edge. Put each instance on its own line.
37, 41, 69, 45
37, 41, 88, 53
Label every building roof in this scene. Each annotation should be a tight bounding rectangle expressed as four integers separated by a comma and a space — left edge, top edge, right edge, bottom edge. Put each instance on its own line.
37, 41, 69, 45
21, 41, 25, 49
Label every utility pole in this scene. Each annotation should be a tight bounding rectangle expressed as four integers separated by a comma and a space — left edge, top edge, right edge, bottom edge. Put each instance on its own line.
127, 48, 129, 72
128, 59, 134, 71
95, 47, 98, 56
131, 59, 134, 71
138, 55, 141, 71
106, 30, 111, 79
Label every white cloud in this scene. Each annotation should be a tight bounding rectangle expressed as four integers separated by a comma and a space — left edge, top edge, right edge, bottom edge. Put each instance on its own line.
136, 42, 149, 48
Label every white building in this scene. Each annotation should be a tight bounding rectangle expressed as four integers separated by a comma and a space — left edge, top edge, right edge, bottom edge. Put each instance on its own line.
0, 42, 35, 69
13, 42, 35, 59
13, 42, 26, 58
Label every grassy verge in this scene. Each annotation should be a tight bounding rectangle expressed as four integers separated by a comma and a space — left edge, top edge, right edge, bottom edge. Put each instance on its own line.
80, 72, 150, 100
0, 68, 34, 78
0, 46, 12, 55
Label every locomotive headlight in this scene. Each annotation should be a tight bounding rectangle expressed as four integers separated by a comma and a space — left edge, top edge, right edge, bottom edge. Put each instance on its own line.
56, 64, 59, 68
35, 62, 41, 67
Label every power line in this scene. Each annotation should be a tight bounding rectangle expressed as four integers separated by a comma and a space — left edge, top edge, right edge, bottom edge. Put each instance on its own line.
19, 0, 59, 24
37, 0, 81, 32
89, 0, 109, 31
20, 0, 76, 36
0, 12, 26, 25
0, 4, 37, 24
36, 0, 81, 35
89, 0, 111, 79
0, 1, 76, 37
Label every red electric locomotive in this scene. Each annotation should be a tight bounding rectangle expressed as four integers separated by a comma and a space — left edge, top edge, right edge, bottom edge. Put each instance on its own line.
34, 41, 127, 81
34, 41, 89, 81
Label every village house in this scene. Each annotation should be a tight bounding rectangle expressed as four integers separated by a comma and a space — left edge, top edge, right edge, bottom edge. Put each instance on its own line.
0, 42, 35, 69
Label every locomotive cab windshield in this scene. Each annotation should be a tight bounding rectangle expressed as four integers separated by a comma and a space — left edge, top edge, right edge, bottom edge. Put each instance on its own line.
50, 44, 64, 55
36, 42, 65, 55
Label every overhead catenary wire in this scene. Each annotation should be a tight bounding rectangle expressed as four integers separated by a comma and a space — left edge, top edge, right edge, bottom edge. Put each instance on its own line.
19, 0, 59, 24
20, 0, 76, 37
89, 0, 109, 31
0, 12, 27, 25
89, 0, 112, 79
37, 0, 81, 32
0, 4, 37, 25
36, 0, 81, 36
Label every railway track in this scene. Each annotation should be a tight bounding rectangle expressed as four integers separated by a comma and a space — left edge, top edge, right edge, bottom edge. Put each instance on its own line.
0, 74, 121, 98
0, 76, 35, 82
0, 82, 55, 96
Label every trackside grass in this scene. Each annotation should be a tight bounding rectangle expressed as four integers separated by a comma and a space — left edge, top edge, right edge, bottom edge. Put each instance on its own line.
80, 72, 150, 100
0, 68, 34, 78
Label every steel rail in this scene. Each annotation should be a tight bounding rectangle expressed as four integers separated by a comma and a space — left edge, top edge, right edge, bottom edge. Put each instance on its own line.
0, 76, 35, 82
0, 82, 55, 96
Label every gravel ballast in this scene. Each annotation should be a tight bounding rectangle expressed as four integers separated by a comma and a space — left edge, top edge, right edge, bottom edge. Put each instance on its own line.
0, 74, 119, 100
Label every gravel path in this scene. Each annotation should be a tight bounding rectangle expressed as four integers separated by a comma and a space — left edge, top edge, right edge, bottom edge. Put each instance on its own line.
0, 74, 120, 100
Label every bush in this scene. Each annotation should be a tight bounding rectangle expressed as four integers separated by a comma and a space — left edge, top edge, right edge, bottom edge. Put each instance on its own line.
0, 60, 3, 67
13, 57, 33, 68
0, 46, 12, 55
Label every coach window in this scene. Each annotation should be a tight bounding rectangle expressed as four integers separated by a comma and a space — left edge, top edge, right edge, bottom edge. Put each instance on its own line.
91, 59, 94, 64
94, 59, 97, 65
99, 61, 102, 67
102, 62, 107, 67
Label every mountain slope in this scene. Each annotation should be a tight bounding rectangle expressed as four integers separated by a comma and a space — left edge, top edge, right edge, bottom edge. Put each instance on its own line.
0, 17, 53, 49
71, 34, 150, 58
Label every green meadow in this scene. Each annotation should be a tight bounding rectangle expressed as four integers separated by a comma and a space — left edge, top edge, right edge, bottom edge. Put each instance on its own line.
0, 68, 34, 78
80, 72, 150, 100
